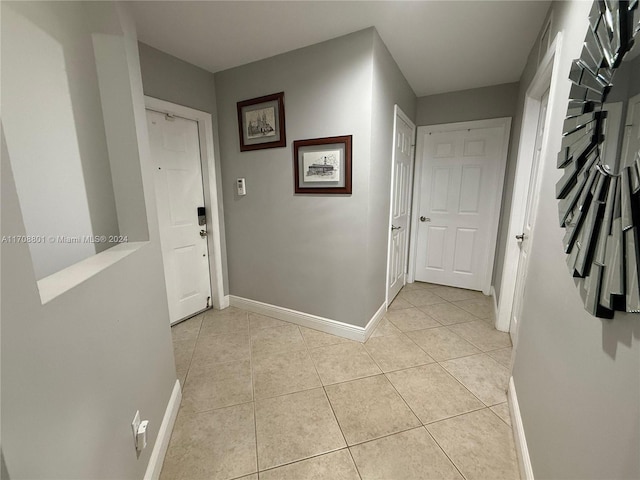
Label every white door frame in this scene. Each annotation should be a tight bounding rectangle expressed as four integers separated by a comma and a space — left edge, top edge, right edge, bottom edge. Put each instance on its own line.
385, 105, 416, 308
408, 117, 511, 295
144, 96, 228, 311
495, 33, 563, 333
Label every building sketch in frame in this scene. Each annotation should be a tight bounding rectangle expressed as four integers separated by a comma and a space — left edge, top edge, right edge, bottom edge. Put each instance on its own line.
246, 107, 276, 139
303, 150, 341, 182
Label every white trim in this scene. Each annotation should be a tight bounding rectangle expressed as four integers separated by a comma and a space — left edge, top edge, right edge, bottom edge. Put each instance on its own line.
37, 242, 148, 304
144, 380, 182, 480
508, 377, 534, 480
409, 117, 511, 295
490, 285, 499, 324
144, 96, 227, 313
496, 33, 563, 333
220, 295, 230, 309
386, 105, 416, 307
229, 295, 385, 343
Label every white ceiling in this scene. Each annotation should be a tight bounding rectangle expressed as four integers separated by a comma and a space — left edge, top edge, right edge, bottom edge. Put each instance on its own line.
130, 1, 551, 97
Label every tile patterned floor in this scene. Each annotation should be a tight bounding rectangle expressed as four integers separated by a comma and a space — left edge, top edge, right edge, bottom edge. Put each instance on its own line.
163, 282, 519, 480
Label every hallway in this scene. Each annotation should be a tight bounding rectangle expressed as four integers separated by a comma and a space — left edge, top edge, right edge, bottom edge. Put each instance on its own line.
164, 281, 518, 479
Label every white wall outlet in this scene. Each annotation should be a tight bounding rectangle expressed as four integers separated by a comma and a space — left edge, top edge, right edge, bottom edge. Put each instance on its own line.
131, 410, 149, 452
131, 410, 140, 449
136, 420, 149, 451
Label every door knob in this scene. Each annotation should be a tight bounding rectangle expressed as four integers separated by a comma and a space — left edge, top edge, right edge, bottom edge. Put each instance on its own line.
391, 225, 401, 231
200, 230, 208, 238
515, 233, 526, 241
420, 216, 431, 222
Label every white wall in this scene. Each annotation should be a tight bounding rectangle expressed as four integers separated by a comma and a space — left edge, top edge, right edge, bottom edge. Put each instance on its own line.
511, 2, 640, 478
1, 3, 176, 478
2, 1, 121, 279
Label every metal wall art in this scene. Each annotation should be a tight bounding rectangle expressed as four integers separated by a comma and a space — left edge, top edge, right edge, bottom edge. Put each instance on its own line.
557, 0, 640, 317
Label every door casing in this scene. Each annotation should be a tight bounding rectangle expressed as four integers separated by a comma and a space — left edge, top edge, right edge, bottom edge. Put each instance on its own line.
145, 96, 227, 317
496, 33, 562, 336
386, 105, 416, 307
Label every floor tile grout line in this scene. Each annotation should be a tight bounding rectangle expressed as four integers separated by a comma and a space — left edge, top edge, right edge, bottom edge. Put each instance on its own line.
345, 448, 364, 480
343, 422, 467, 453
344, 424, 432, 449
248, 312, 260, 477
380, 369, 428, 429
421, 404, 489, 427
322, 385, 354, 454
256, 447, 355, 476
422, 423, 470, 480
488, 404, 513, 428
435, 355, 508, 409
179, 312, 207, 391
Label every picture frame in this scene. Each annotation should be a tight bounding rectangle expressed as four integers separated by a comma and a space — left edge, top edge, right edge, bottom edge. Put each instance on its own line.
237, 92, 286, 151
293, 135, 352, 194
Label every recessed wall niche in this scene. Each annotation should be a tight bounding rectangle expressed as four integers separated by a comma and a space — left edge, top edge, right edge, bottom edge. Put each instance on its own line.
2, 1, 149, 283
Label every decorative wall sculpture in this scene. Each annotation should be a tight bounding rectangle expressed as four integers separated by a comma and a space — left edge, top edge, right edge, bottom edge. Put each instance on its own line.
557, 0, 640, 317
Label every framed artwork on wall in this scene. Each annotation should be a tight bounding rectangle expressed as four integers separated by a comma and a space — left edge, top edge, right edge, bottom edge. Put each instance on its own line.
293, 135, 352, 194
237, 92, 286, 152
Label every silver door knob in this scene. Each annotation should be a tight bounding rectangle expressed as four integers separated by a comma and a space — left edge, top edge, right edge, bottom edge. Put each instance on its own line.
515, 233, 526, 241
200, 230, 208, 238
420, 216, 431, 222
391, 225, 401, 231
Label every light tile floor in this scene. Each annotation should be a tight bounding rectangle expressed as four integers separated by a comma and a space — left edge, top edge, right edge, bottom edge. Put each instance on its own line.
163, 282, 519, 480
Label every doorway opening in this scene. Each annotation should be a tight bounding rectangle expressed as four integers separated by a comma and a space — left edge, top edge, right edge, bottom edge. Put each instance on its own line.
145, 97, 227, 324
409, 118, 511, 296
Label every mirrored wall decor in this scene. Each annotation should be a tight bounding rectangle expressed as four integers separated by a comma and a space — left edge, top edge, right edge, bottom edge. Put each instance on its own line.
557, 0, 640, 318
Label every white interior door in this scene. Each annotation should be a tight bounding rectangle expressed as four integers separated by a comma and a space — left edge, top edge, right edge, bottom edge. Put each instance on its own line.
146, 109, 212, 324
510, 89, 550, 342
413, 119, 510, 292
387, 107, 415, 304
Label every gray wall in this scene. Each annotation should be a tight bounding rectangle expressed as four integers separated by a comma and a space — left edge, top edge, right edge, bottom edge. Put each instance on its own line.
370, 31, 417, 312
138, 42, 229, 295
1, 3, 177, 478
415, 83, 519, 126
511, 1, 640, 478
215, 28, 413, 327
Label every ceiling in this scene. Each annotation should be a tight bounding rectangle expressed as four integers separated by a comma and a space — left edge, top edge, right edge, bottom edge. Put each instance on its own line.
130, 1, 551, 97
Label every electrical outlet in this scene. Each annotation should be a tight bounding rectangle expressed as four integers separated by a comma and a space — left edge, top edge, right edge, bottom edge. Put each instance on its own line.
131, 410, 140, 448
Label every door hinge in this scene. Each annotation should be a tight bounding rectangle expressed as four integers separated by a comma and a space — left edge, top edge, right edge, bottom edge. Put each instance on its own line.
206, 296, 211, 308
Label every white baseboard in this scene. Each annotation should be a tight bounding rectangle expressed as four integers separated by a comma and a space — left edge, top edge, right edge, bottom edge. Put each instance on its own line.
219, 295, 230, 309
508, 377, 534, 480
490, 285, 507, 333
144, 380, 182, 480
229, 295, 385, 343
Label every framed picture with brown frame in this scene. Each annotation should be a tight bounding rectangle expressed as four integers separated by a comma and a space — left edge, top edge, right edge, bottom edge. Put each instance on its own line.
237, 92, 286, 151
293, 135, 352, 194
